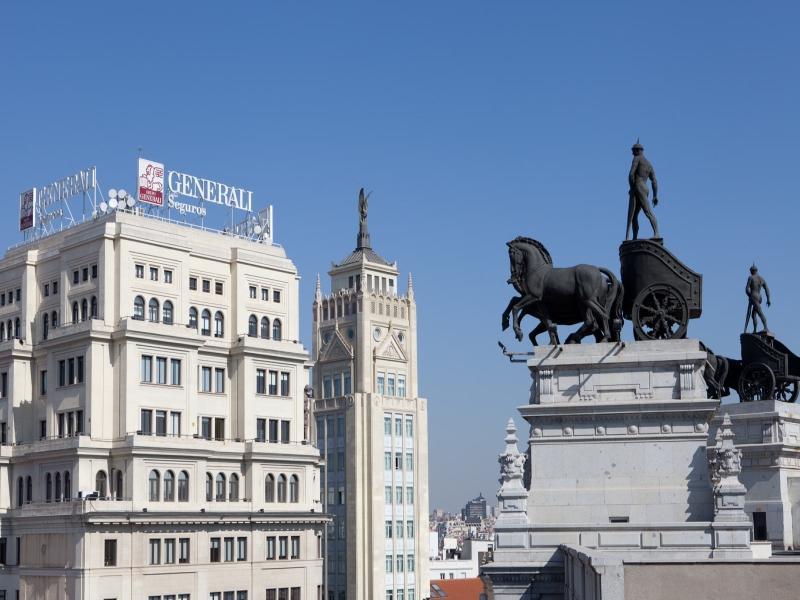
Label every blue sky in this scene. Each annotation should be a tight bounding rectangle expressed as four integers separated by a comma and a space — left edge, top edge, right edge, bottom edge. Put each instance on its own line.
2, 1, 799, 511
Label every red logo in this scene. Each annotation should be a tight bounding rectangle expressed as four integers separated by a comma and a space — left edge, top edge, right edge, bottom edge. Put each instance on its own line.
138, 159, 164, 206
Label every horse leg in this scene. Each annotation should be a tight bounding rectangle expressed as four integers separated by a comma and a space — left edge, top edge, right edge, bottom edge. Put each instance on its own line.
535, 303, 560, 346
511, 296, 538, 341
528, 320, 548, 347
566, 306, 596, 344
502, 296, 521, 331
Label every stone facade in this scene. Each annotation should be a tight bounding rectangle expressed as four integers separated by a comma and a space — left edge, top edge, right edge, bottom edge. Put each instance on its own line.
0, 211, 327, 599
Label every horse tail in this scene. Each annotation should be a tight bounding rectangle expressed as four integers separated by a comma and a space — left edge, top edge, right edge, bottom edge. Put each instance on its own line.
600, 268, 624, 341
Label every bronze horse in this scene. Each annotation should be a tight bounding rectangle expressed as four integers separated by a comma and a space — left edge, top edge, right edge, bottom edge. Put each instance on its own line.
502, 237, 624, 346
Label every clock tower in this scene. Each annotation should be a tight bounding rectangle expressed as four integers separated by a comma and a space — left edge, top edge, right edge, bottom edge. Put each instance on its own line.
311, 190, 429, 600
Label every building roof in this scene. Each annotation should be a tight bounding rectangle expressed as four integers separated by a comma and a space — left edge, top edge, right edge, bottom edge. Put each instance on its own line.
429, 578, 487, 600
335, 246, 392, 267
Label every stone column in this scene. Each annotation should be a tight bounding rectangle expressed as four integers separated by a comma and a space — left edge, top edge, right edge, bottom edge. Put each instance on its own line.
496, 419, 529, 541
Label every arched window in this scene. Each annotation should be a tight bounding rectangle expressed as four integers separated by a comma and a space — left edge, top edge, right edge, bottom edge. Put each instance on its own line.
64, 471, 71, 500
178, 471, 189, 502
115, 470, 123, 500
277, 474, 287, 503
81, 298, 88, 321
55, 472, 62, 502
272, 319, 282, 341
229, 474, 239, 502
26, 476, 33, 503
1, 322, 6, 341
148, 298, 159, 322
50, 311, 57, 329
205, 473, 213, 501
163, 301, 174, 325
265, 474, 275, 502
163, 470, 175, 501
148, 470, 160, 501
201, 310, 211, 335
42, 314, 48, 340
214, 311, 224, 337
96, 471, 107, 498
289, 474, 299, 503
14, 317, 20, 338
6, 321, 10, 340
189, 307, 198, 330
248, 315, 257, 337
72, 301, 79, 324
260, 316, 270, 339
215, 473, 226, 502
133, 296, 145, 321
90, 296, 98, 318
46, 473, 52, 502
16, 477, 23, 507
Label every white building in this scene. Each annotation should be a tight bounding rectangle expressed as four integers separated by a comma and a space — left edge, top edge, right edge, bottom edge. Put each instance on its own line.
429, 539, 492, 580
311, 193, 430, 600
0, 209, 327, 599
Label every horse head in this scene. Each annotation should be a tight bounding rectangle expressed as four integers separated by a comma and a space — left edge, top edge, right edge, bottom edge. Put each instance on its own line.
506, 237, 552, 288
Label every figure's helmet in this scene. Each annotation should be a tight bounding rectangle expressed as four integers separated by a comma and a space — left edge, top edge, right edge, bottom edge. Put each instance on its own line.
631, 139, 644, 152
750, 263, 758, 273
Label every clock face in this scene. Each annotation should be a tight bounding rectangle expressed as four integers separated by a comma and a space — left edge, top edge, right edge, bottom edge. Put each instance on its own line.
373, 327, 381, 341
322, 331, 332, 345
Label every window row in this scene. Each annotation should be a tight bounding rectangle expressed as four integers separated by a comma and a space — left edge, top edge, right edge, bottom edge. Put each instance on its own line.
203, 472, 243, 502
72, 264, 98, 285
210, 592, 248, 600
146, 595, 190, 600
133, 296, 175, 324
376, 372, 406, 397
56, 410, 84, 438
316, 414, 346, 442
256, 418, 290, 443
370, 301, 406, 319
0, 288, 21, 306
265, 535, 301, 560
384, 451, 414, 471
248, 285, 281, 303
0, 318, 20, 341
141, 356, 182, 386
384, 485, 415, 506
385, 553, 416, 573
41, 295, 99, 340
385, 590, 416, 600
135, 263, 173, 284
265, 474, 300, 503
42, 279, 58, 297
384, 415, 414, 438
148, 470, 191, 502
148, 537, 191, 565
209, 536, 248, 562
265, 589, 301, 600
325, 486, 345, 506
189, 275, 223, 295
58, 355, 85, 386
384, 520, 415, 539
94, 469, 124, 500
189, 307, 224, 336
200, 366, 226, 393
141, 409, 182, 436
322, 372, 352, 399
255, 369, 291, 396
247, 315, 283, 340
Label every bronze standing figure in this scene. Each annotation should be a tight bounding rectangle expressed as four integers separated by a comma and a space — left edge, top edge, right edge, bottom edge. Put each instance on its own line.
744, 264, 771, 333
626, 140, 660, 240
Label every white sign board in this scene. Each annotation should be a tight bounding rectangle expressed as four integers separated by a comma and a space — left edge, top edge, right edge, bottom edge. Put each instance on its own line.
138, 158, 165, 206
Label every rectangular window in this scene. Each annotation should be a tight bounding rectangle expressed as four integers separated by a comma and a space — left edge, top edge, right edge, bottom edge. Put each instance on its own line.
40, 370, 47, 395
150, 267, 158, 281
44, 283, 49, 297
396, 520, 403, 538
82, 267, 89, 282
385, 520, 393, 538
201, 417, 212, 440
249, 286, 257, 299
40, 420, 46, 440
237, 537, 247, 561
57, 412, 65, 438
407, 554, 415, 572
290, 536, 300, 559
164, 269, 172, 283
202, 279, 210, 293
189, 277, 197, 290
273, 290, 281, 303
171, 411, 181, 436
224, 537, 234, 562
396, 554, 404, 572
171, 359, 181, 385
77, 356, 84, 383
407, 520, 414, 538
179, 538, 190, 563
406, 486, 414, 505
256, 418, 266, 442
104, 539, 117, 566
135, 264, 144, 279
266, 536, 276, 560
323, 376, 332, 399
164, 538, 176, 564
155, 410, 167, 436
200, 367, 212, 392
753, 511, 768, 541
256, 369, 266, 394
269, 419, 279, 443
385, 554, 393, 573
394, 454, 402, 470
156, 357, 167, 384
280, 420, 290, 443
210, 537, 221, 562
384, 416, 391, 435
140, 409, 152, 435
149, 539, 161, 565
385, 486, 392, 504
405, 417, 413, 437
141, 355, 153, 383
398, 375, 406, 397
384, 452, 392, 471
215, 368, 225, 393
396, 486, 403, 505
214, 417, 225, 441
215, 281, 223, 295
72, 269, 79, 284
280, 372, 290, 396
268, 370, 278, 395
59, 360, 65, 386
376, 373, 385, 395
332, 375, 341, 397
395, 417, 402, 437
387, 374, 395, 396
261, 288, 269, 301
279, 536, 288, 559
68, 358, 75, 384
406, 452, 414, 471
290, 589, 300, 600
344, 372, 351, 394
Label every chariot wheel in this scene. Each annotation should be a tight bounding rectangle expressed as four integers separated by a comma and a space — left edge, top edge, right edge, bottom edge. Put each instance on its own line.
632, 283, 689, 341
738, 362, 775, 402
773, 379, 799, 403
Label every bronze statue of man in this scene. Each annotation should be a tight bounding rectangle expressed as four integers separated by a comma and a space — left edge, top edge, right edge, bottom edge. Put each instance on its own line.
744, 264, 771, 333
626, 140, 660, 240
358, 188, 369, 225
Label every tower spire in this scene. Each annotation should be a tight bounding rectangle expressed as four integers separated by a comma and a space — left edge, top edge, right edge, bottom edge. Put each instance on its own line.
315, 273, 321, 301
356, 187, 371, 250
407, 272, 414, 301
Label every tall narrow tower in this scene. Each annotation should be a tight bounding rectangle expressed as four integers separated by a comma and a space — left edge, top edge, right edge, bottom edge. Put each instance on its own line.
312, 189, 429, 600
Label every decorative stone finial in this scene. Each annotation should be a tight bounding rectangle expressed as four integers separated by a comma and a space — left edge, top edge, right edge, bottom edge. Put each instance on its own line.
315, 273, 321, 300
709, 413, 748, 523
496, 418, 529, 525
407, 272, 414, 301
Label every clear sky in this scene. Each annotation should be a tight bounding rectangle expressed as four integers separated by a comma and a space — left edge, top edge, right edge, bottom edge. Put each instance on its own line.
2, 1, 799, 512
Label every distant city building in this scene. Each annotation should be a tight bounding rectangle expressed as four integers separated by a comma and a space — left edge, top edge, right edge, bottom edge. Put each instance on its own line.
312, 197, 430, 600
0, 209, 327, 599
462, 494, 487, 524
